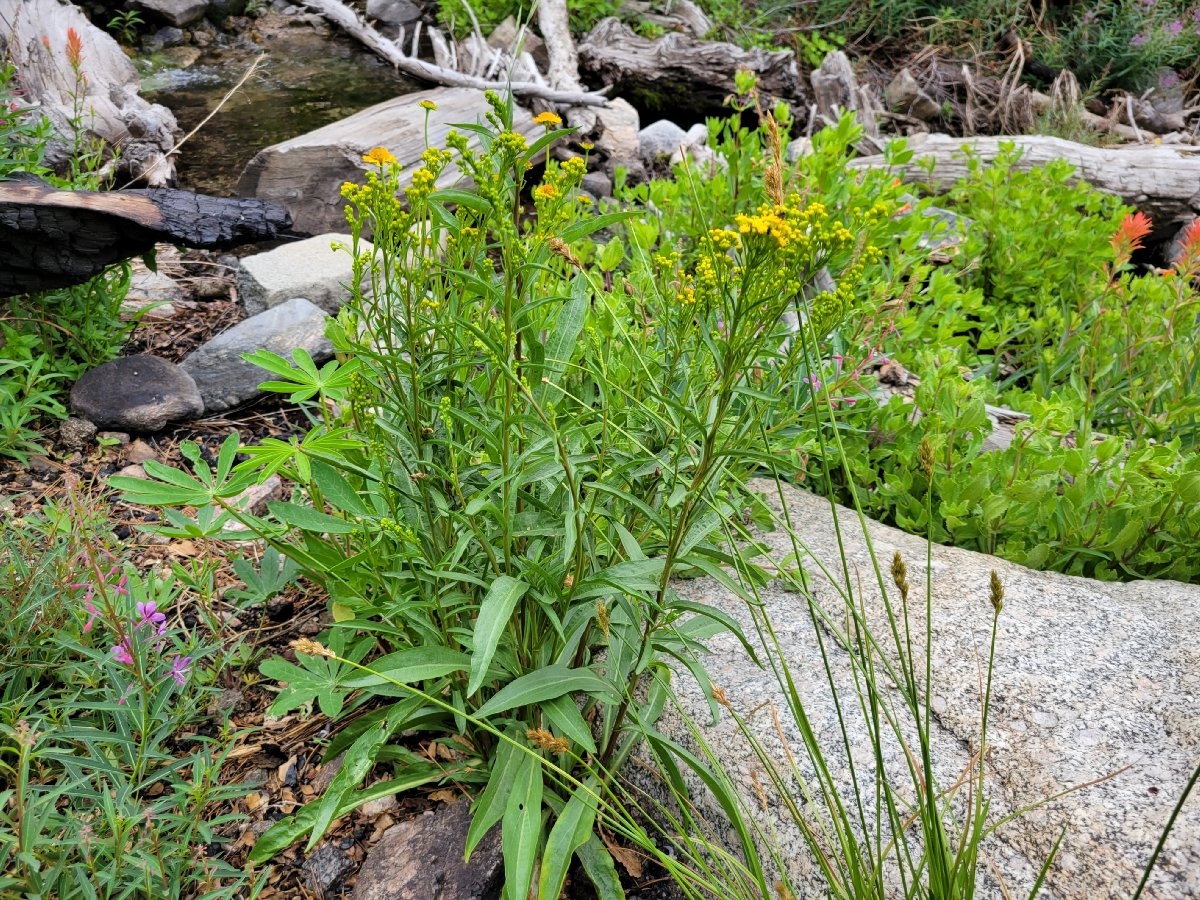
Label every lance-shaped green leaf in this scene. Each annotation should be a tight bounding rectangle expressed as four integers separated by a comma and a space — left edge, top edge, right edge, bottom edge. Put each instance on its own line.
467, 575, 529, 696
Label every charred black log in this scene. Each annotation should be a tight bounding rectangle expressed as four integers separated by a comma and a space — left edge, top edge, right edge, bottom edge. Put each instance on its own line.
0, 175, 293, 297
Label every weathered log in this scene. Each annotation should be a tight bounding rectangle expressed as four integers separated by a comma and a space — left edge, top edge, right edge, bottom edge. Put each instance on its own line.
848, 134, 1200, 227
0, 174, 292, 296
238, 86, 540, 236
0, 0, 179, 187
578, 17, 804, 115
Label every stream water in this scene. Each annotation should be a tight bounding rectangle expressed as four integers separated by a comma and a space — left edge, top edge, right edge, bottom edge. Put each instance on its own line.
142, 20, 417, 196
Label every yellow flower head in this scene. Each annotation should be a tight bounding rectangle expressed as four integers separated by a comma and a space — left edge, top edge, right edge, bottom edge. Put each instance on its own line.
362, 146, 397, 167
534, 183, 562, 201
418, 99, 438, 111
533, 111, 563, 127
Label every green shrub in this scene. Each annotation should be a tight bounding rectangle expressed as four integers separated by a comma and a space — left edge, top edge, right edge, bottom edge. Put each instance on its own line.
801, 146, 1200, 581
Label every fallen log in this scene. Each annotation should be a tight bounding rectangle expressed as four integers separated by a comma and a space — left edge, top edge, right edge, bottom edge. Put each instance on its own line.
578, 17, 804, 115
848, 133, 1200, 227
0, 175, 292, 297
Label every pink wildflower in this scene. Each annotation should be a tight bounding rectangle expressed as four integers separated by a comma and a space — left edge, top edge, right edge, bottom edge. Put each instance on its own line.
136, 600, 167, 635
111, 639, 134, 666
170, 655, 192, 687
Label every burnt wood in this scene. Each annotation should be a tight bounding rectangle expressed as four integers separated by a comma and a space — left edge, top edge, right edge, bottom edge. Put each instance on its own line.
0, 175, 293, 297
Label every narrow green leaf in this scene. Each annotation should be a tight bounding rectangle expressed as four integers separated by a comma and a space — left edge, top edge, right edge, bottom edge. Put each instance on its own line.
538, 780, 599, 900
311, 461, 370, 516
268, 501, 359, 534
466, 738, 519, 858
344, 647, 471, 688
306, 718, 391, 851
468, 576, 529, 696
541, 694, 596, 754
576, 834, 624, 900
501, 750, 544, 900
475, 666, 618, 720
543, 276, 589, 384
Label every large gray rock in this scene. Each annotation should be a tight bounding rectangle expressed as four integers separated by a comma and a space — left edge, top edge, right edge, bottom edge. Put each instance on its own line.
659, 482, 1200, 899
70, 354, 203, 431
352, 801, 502, 900
237, 235, 368, 315
133, 0, 209, 27
182, 297, 332, 413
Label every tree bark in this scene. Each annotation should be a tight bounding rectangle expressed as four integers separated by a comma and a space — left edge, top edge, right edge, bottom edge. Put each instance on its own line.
0, 174, 291, 296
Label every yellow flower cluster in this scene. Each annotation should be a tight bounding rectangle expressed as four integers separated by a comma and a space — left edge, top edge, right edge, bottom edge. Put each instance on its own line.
733, 198, 851, 252
533, 111, 563, 127
533, 183, 561, 201
706, 228, 741, 251
561, 157, 587, 179
496, 130, 528, 156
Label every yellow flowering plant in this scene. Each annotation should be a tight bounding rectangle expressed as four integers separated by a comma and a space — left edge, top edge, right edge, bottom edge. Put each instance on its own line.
117, 90, 901, 899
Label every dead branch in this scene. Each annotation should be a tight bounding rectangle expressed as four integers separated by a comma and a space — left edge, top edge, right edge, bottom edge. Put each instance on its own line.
297, 0, 609, 106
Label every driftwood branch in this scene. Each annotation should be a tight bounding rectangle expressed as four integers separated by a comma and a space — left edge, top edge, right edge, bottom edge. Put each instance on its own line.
298, 0, 610, 106
0, 175, 291, 296
848, 134, 1200, 225
537, 0, 581, 92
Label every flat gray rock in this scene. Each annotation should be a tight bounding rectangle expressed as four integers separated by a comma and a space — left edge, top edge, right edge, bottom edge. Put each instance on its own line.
238, 235, 369, 316
133, 0, 208, 26
182, 297, 332, 413
658, 482, 1200, 899
70, 354, 203, 431
352, 801, 502, 900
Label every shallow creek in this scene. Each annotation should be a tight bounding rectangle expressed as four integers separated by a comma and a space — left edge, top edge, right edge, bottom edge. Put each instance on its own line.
142, 18, 416, 196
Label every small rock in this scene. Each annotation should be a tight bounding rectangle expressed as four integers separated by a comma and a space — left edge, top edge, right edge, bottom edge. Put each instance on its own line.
123, 439, 159, 464
59, 417, 97, 451
97, 431, 131, 446
366, 0, 422, 26
639, 119, 690, 176
181, 297, 333, 413
302, 842, 357, 898
190, 276, 230, 300
352, 802, 503, 900
155, 25, 186, 46
309, 753, 345, 794
70, 355, 204, 432
237, 236, 370, 316
28, 455, 58, 477
126, 271, 184, 304
581, 170, 613, 199
160, 45, 202, 68
115, 463, 148, 479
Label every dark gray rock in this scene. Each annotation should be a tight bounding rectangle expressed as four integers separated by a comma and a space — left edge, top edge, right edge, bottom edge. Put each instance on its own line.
133, 0, 209, 27
366, 0, 421, 26
352, 802, 502, 900
302, 842, 357, 898
181, 297, 332, 414
70, 355, 203, 432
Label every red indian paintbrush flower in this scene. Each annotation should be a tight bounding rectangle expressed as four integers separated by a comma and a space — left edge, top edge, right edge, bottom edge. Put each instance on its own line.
65, 27, 83, 68
1111, 211, 1153, 265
